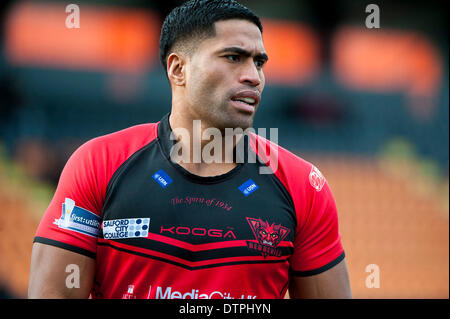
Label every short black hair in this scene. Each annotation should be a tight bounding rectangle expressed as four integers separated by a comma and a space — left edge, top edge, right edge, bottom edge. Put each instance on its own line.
159, 0, 263, 74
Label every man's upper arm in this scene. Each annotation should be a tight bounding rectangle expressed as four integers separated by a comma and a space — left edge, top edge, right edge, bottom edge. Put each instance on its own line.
289, 257, 352, 298
288, 164, 351, 298
28, 243, 95, 298
29, 140, 104, 298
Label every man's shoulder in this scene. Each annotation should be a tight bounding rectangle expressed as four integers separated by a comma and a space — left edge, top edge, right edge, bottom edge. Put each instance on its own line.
250, 132, 331, 211
81, 122, 159, 153
68, 122, 159, 168
249, 131, 330, 196
249, 131, 313, 175
93, 122, 158, 146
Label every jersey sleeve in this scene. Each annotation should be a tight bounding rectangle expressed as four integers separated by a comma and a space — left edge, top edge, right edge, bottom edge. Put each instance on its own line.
289, 165, 345, 276
248, 133, 345, 276
33, 138, 106, 258
33, 122, 159, 259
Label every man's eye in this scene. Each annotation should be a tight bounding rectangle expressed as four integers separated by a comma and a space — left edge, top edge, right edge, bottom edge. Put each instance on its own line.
226, 55, 240, 62
255, 60, 265, 69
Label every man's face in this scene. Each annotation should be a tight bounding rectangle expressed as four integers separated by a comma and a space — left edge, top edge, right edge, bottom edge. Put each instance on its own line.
184, 19, 267, 130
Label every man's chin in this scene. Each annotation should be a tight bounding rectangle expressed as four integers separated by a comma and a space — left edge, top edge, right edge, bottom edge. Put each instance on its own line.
199, 105, 256, 132
223, 105, 257, 129
220, 113, 255, 132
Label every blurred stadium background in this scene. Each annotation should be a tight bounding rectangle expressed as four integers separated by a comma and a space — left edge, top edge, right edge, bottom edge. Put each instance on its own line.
0, 0, 448, 298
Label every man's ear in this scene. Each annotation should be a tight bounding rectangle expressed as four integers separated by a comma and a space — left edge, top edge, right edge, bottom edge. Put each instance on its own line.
167, 52, 186, 86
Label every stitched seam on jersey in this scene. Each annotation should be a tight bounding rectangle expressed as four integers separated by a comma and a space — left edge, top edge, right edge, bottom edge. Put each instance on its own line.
103, 139, 158, 214
290, 251, 346, 277
268, 172, 297, 228
246, 133, 297, 224
279, 278, 290, 298
251, 150, 297, 230
33, 236, 96, 259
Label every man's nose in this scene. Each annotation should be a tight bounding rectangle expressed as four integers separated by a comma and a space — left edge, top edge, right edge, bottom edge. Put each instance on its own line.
239, 61, 261, 87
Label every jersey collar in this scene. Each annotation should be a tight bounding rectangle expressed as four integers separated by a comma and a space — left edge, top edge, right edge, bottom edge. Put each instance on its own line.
157, 112, 249, 184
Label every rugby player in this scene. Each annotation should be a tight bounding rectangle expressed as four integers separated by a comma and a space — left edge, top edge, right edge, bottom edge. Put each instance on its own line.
28, 0, 352, 299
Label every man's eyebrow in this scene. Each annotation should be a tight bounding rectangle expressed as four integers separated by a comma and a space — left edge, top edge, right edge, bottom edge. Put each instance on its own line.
219, 46, 269, 62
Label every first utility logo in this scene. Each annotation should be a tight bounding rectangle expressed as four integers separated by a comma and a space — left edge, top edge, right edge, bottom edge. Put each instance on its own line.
54, 198, 101, 238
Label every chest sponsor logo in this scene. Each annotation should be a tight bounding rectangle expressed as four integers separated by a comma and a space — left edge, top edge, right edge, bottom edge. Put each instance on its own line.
147, 285, 256, 299
152, 169, 173, 188
238, 179, 259, 197
103, 218, 150, 239
160, 226, 236, 239
53, 198, 100, 238
246, 217, 290, 258
122, 285, 137, 299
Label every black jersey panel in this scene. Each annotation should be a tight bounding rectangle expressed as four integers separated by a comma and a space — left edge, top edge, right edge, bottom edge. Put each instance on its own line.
100, 113, 298, 264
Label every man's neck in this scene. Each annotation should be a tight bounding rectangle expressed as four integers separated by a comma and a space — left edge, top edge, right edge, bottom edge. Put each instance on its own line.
168, 110, 243, 177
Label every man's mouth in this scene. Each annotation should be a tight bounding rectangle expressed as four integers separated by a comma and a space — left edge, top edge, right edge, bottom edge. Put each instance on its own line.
230, 90, 260, 113
231, 97, 256, 106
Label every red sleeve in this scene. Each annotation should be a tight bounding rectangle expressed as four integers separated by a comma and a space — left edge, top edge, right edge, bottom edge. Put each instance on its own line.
34, 123, 158, 258
289, 165, 344, 275
249, 133, 344, 276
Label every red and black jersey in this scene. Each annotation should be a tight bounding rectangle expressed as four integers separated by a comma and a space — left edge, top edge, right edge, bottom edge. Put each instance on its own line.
34, 113, 345, 299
